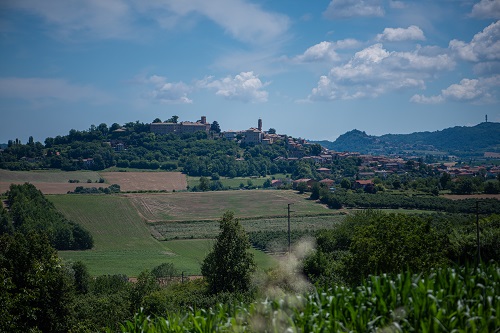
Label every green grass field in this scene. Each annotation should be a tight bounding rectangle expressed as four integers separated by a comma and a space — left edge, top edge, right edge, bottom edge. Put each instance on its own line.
154, 215, 344, 240
50, 194, 276, 276
187, 175, 271, 189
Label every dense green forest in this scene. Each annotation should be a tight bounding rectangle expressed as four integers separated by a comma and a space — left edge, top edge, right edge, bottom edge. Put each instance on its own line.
1, 183, 93, 250
315, 122, 500, 157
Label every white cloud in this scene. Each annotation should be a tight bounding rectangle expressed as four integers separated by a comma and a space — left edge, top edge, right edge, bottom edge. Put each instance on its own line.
137, 0, 290, 45
198, 71, 269, 103
409, 94, 444, 104
442, 78, 484, 101
308, 43, 454, 101
324, 0, 384, 19
471, 0, 500, 19
376, 25, 425, 42
292, 39, 360, 64
295, 41, 340, 63
450, 20, 500, 62
0, 77, 111, 104
143, 75, 192, 104
411, 75, 500, 104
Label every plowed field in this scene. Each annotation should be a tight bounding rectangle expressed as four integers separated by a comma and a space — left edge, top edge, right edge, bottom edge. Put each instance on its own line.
100, 171, 187, 192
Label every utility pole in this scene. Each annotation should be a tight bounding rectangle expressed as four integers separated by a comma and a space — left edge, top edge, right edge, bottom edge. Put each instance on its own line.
476, 201, 481, 266
287, 203, 293, 255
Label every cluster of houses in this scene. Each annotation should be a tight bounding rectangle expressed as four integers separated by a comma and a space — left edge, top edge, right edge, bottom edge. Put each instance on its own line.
222, 118, 285, 145
271, 147, 500, 192
434, 162, 500, 179
149, 116, 286, 146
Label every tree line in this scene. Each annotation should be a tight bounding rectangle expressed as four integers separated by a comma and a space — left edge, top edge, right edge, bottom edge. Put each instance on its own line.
1, 183, 93, 250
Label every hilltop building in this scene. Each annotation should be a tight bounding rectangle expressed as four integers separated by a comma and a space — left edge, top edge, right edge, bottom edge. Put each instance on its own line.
150, 116, 211, 135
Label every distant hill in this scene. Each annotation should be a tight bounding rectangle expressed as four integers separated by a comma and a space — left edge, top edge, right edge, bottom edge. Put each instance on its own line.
0, 143, 7, 149
312, 122, 500, 158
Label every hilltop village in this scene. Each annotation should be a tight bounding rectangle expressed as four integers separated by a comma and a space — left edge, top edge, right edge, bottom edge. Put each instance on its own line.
1, 115, 499, 195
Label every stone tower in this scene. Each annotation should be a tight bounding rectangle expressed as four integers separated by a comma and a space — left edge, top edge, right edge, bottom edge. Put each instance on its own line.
258, 118, 262, 131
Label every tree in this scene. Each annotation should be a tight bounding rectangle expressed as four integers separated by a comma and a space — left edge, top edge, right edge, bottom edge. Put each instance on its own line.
340, 178, 351, 189
199, 176, 210, 191
211, 121, 221, 133
201, 211, 255, 294
310, 182, 321, 200
152, 118, 162, 123
296, 182, 308, 194
0, 232, 74, 332
440, 172, 451, 189
165, 115, 179, 123
268, 128, 276, 134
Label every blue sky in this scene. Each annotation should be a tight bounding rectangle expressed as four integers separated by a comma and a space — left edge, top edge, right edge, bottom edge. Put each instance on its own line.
1, 0, 499, 143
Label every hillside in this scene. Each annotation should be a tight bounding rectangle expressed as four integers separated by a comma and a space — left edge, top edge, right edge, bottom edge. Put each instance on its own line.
314, 122, 500, 157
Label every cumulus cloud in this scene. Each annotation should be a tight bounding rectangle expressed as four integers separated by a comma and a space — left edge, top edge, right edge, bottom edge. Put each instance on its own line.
198, 71, 269, 103
293, 39, 359, 63
143, 75, 192, 104
449, 20, 500, 62
470, 0, 500, 19
0, 77, 111, 104
411, 75, 500, 104
308, 43, 454, 101
376, 25, 425, 42
324, 0, 384, 19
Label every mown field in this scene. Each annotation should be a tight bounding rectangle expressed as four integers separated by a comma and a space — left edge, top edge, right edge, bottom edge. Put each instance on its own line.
127, 190, 333, 222
50, 194, 276, 276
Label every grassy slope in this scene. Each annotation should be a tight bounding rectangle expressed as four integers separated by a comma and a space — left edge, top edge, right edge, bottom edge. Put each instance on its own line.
187, 176, 270, 189
50, 194, 275, 276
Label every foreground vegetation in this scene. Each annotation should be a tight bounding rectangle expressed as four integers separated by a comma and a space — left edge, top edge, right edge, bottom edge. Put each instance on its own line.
117, 263, 499, 332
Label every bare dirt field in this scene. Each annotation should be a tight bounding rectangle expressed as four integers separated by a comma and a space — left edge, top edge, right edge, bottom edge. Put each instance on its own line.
100, 171, 187, 192
443, 194, 500, 200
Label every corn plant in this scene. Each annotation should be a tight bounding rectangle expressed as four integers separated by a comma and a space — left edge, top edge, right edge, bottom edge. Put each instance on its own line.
115, 263, 499, 332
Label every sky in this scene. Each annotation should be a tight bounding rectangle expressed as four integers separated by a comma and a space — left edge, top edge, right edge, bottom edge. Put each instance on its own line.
1, 0, 499, 144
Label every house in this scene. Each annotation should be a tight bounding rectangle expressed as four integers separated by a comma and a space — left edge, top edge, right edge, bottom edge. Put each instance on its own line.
293, 178, 315, 189
271, 179, 283, 188
353, 179, 373, 190
223, 130, 239, 140
242, 128, 262, 144
316, 167, 331, 174
319, 178, 334, 187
